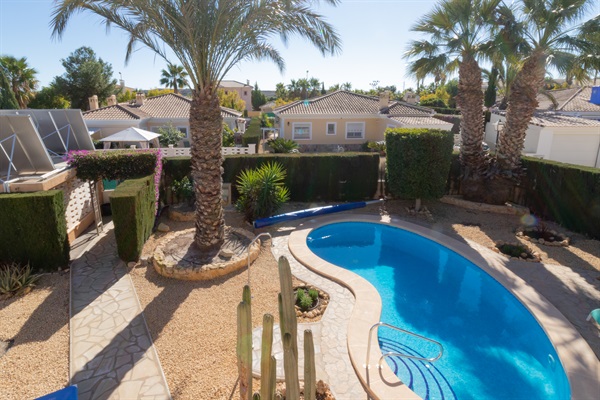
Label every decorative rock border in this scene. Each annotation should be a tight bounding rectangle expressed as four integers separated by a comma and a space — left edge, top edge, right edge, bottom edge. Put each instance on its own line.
294, 285, 330, 321
493, 240, 541, 263
516, 228, 570, 247
152, 227, 260, 280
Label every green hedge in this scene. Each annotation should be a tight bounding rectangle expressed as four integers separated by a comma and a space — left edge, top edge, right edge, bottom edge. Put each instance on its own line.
446, 154, 600, 239
110, 175, 155, 261
386, 128, 454, 200
242, 117, 262, 146
67, 150, 158, 181
0, 190, 69, 272
162, 153, 379, 202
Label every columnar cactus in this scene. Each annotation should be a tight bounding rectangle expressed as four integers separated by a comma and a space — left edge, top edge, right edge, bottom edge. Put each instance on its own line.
237, 301, 252, 400
283, 333, 300, 400
304, 330, 316, 400
260, 314, 275, 400
278, 256, 298, 361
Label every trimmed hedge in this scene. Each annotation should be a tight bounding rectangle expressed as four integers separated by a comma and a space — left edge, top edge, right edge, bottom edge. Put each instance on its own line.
242, 117, 262, 146
67, 150, 158, 181
386, 128, 454, 200
162, 153, 379, 202
447, 154, 600, 239
0, 190, 69, 272
110, 175, 155, 261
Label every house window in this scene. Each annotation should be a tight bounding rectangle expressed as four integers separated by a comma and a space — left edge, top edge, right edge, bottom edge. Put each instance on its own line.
326, 122, 336, 135
176, 126, 188, 137
244, 91, 248, 96
346, 122, 365, 139
292, 122, 312, 140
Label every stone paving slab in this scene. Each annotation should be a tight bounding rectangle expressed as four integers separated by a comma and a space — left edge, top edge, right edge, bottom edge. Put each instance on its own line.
70, 223, 171, 400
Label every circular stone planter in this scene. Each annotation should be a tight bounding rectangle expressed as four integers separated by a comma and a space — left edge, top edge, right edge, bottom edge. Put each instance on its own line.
516, 228, 570, 247
293, 285, 329, 321
152, 227, 260, 280
493, 240, 541, 263
168, 203, 195, 222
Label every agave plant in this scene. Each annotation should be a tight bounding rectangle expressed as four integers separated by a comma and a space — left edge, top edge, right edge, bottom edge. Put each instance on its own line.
0, 263, 41, 297
235, 162, 290, 222
267, 138, 299, 154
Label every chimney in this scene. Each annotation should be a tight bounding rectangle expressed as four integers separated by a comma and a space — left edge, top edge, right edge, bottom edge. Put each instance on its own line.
379, 91, 390, 110
135, 92, 145, 106
107, 95, 117, 106
88, 95, 99, 111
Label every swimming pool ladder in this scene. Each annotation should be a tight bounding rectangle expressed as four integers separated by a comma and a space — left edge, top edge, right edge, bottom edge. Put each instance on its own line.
365, 322, 444, 369
247, 232, 272, 288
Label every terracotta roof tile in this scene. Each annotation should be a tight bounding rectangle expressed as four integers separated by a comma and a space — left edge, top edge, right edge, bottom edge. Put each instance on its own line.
385, 102, 434, 116
494, 111, 600, 127
557, 87, 600, 112
83, 93, 242, 120
275, 91, 385, 115
389, 116, 454, 126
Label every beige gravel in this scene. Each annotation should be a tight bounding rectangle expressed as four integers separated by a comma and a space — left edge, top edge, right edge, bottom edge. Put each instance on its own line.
131, 199, 600, 399
0, 273, 70, 400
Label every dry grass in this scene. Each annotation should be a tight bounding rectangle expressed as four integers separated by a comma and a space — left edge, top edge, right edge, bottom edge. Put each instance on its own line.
0, 273, 69, 400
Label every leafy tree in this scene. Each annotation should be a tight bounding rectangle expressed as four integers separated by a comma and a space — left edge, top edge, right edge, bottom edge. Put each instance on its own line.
222, 123, 235, 147
52, 0, 340, 253
147, 88, 173, 97
495, 0, 596, 173
158, 124, 185, 146
0, 55, 38, 108
218, 89, 246, 112
405, 0, 501, 180
160, 63, 189, 94
0, 67, 18, 109
251, 82, 267, 111
28, 84, 70, 109
321, 82, 326, 95
275, 82, 288, 100
53, 47, 117, 110
419, 94, 447, 108
117, 89, 136, 103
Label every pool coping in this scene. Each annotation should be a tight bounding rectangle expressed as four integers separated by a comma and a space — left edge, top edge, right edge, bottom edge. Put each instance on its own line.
288, 214, 600, 400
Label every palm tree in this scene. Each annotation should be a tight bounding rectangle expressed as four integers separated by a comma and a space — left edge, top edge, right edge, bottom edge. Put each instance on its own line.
405, 0, 501, 179
160, 63, 189, 94
0, 56, 38, 108
52, 0, 340, 254
495, 0, 596, 173
0, 66, 19, 109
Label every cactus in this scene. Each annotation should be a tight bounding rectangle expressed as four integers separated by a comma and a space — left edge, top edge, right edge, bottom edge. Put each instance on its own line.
260, 314, 275, 400
237, 301, 253, 400
278, 256, 298, 361
283, 333, 300, 400
304, 330, 316, 400
243, 284, 252, 306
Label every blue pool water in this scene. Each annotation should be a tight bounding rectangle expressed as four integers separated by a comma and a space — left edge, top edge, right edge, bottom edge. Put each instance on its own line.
307, 222, 570, 400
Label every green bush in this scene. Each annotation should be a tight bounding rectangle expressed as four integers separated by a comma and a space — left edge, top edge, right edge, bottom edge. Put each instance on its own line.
267, 138, 299, 153
158, 124, 185, 147
235, 162, 290, 222
110, 175, 155, 261
223, 123, 235, 147
172, 176, 194, 205
243, 117, 262, 146
0, 190, 69, 272
162, 153, 379, 203
386, 128, 453, 207
67, 150, 158, 181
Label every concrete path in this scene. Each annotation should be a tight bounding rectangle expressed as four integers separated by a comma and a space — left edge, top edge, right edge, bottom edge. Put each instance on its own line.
70, 222, 170, 400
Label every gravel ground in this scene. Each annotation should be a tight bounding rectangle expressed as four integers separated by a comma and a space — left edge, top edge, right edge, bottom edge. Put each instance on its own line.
131, 199, 600, 399
0, 273, 70, 400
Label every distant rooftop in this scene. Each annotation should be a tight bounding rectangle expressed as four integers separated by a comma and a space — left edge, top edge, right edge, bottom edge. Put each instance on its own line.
219, 80, 252, 88
494, 110, 600, 127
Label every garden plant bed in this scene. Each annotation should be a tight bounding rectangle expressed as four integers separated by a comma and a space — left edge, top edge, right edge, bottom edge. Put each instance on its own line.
516, 227, 570, 247
293, 282, 330, 322
493, 240, 541, 262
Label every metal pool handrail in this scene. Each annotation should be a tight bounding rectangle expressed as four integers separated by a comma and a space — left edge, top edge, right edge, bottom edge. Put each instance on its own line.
247, 232, 272, 288
365, 322, 444, 369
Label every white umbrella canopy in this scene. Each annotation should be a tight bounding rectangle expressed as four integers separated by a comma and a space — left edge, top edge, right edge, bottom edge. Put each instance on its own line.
98, 127, 160, 142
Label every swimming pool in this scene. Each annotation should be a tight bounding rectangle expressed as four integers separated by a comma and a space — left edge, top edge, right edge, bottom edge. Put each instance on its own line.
307, 222, 570, 400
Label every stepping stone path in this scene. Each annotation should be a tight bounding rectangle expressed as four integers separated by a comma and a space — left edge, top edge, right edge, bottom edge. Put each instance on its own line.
70, 222, 170, 400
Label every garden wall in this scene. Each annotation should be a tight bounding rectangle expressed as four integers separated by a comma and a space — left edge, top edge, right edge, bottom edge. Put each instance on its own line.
162, 153, 379, 203
0, 190, 70, 272
110, 175, 155, 261
447, 154, 600, 239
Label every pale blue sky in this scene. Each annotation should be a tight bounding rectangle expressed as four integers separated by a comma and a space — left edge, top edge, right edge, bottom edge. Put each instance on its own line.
1, 1, 598, 92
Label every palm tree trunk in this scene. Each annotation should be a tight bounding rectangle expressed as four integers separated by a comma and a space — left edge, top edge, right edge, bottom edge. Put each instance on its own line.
174, 80, 179, 95
190, 87, 225, 253
456, 54, 485, 178
496, 52, 545, 172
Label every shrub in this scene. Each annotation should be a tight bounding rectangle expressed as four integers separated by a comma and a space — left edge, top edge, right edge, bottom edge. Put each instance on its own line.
235, 162, 290, 222
110, 175, 155, 261
0, 263, 41, 297
386, 128, 453, 210
0, 190, 69, 272
223, 123, 235, 147
308, 288, 319, 302
267, 138, 299, 153
367, 140, 386, 154
158, 124, 185, 147
172, 176, 194, 205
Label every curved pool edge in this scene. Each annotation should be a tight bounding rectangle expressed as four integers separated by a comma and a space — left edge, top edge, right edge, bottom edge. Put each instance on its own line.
288, 214, 600, 400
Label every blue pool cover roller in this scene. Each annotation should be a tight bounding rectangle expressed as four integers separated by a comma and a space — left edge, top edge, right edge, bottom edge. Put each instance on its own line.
253, 199, 383, 228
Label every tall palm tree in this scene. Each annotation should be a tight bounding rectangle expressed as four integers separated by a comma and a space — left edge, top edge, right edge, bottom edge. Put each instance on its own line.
405, 0, 501, 179
160, 63, 189, 94
52, 0, 340, 254
0, 56, 38, 109
495, 0, 595, 172
0, 66, 19, 109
